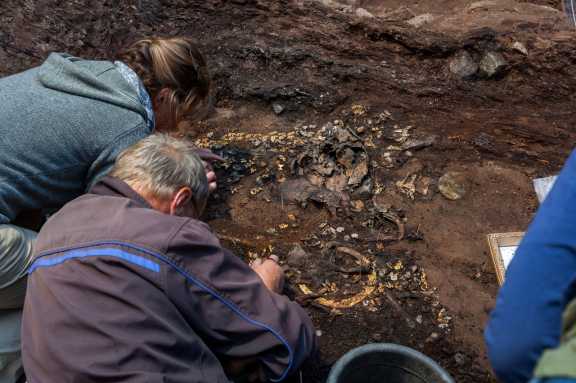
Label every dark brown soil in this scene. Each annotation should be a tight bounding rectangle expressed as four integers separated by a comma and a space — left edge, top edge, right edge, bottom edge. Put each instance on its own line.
3, 0, 576, 382
521, 0, 560, 7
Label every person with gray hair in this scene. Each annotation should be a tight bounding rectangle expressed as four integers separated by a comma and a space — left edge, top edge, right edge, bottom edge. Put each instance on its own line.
21, 134, 317, 383
110, 134, 210, 218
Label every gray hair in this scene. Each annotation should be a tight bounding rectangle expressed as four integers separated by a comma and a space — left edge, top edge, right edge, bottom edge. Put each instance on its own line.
110, 134, 209, 213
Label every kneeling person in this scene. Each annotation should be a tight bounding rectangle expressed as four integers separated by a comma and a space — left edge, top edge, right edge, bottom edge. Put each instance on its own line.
22, 134, 316, 383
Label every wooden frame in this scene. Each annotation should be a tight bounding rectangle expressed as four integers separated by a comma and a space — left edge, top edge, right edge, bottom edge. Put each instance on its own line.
487, 232, 524, 285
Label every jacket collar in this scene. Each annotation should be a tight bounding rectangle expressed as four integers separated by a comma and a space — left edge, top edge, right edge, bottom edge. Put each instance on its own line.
90, 176, 152, 209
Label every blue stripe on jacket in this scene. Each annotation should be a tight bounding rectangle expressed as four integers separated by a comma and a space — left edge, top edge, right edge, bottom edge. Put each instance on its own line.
29, 247, 160, 273
29, 242, 295, 382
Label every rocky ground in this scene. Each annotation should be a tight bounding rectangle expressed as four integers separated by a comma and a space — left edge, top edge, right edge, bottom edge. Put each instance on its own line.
2, 0, 576, 381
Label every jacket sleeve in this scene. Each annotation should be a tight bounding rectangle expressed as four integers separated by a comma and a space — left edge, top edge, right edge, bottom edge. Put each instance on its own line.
164, 220, 317, 382
85, 123, 150, 191
485, 150, 576, 383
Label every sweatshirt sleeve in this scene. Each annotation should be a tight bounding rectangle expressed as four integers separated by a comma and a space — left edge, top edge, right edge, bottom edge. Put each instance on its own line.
85, 123, 150, 191
165, 220, 317, 382
485, 150, 576, 383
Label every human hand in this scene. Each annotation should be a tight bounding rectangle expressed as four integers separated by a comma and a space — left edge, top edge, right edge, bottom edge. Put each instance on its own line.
250, 255, 285, 294
194, 148, 223, 193
203, 161, 217, 193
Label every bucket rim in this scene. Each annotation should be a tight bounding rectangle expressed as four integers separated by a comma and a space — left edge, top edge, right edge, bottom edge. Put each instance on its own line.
327, 343, 455, 383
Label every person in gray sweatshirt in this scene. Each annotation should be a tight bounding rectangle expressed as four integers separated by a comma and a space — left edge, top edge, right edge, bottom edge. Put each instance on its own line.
0, 36, 213, 383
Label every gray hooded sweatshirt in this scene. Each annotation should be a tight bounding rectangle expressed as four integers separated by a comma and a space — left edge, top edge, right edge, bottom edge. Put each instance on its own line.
0, 52, 152, 224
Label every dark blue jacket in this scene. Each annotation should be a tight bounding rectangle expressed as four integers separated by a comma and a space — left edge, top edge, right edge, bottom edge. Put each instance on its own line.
485, 151, 576, 383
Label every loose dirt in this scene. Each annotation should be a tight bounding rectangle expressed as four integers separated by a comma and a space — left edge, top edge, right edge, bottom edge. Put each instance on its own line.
2, 0, 576, 382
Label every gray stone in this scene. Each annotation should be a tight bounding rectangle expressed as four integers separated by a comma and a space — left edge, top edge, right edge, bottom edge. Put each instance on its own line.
512, 41, 528, 55
407, 13, 435, 28
401, 135, 437, 151
479, 51, 508, 78
355, 7, 375, 18
438, 171, 467, 201
272, 103, 285, 115
449, 51, 478, 79
287, 245, 307, 266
